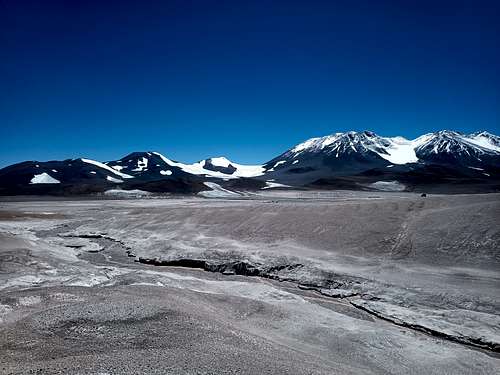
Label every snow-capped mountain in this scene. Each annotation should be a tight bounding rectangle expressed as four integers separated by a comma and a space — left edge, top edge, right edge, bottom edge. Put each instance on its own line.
264, 130, 499, 178
0, 130, 498, 195
262, 131, 417, 185
0, 151, 265, 195
280, 131, 419, 165
413, 131, 500, 168
471, 131, 500, 150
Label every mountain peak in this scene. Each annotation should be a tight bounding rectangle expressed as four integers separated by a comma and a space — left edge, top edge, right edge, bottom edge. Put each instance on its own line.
290, 131, 382, 154
435, 130, 461, 136
414, 130, 500, 156
1, 130, 498, 196
202, 157, 236, 174
284, 130, 418, 165
204, 157, 233, 168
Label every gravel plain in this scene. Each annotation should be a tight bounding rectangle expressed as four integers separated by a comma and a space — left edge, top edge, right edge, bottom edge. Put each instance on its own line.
0, 191, 499, 374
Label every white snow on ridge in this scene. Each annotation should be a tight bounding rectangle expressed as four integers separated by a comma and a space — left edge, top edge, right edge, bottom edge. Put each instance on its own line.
321, 134, 343, 149
207, 157, 232, 167
30, 173, 60, 184
160, 170, 172, 176
272, 160, 286, 168
291, 133, 344, 155
464, 133, 500, 153
229, 163, 265, 178
262, 181, 290, 189
292, 137, 321, 154
374, 137, 419, 165
81, 158, 134, 179
411, 133, 435, 149
267, 160, 287, 172
106, 176, 123, 183
152, 152, 264, 179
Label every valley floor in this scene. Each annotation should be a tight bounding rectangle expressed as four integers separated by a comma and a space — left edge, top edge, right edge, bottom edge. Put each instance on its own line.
0, 191, 499, 374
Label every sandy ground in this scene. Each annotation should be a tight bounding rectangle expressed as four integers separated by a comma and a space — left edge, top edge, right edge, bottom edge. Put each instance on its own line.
0, 191, 499, 374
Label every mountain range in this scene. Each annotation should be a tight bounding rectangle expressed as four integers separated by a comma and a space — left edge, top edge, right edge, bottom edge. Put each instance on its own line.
1, 130, 499, 196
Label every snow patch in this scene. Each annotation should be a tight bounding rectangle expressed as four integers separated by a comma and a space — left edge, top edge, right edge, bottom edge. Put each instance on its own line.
30, 173, 60, 184
81, 158, 134, 179
262, 182, 290, 189
207, 157, 232, 167
369, 181, 406, 192
375, 137, 419, 164
160, 170, 172, 176
131, 157, 148, 172
106, 176, 123, 183
292, 137, 321, 154
153, 152, 264, 179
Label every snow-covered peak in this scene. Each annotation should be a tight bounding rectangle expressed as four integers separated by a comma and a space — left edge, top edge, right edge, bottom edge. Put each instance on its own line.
283, 130, 500, 167
288, 131, 418, 165
413, 131, 464, 154
291, 134, 342, 153
466, 132, 500, 153
80, 158, 134, 179
413, 131, 500, 155
205, 157, 233, 168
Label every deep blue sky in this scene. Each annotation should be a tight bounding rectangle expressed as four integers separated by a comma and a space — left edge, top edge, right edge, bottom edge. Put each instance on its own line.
1, 0, 498, 166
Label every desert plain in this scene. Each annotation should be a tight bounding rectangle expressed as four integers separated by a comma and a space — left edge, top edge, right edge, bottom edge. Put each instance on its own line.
0, 190, 499, 374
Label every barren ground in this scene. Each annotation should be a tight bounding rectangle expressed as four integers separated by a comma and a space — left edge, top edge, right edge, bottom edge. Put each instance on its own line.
0, 191, 499, 374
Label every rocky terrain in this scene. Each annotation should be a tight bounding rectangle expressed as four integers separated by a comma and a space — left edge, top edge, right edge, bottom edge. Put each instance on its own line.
0, 191, 499, 374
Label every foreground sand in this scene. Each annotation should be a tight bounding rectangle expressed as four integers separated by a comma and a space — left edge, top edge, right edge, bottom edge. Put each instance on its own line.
1, 191, 499, 374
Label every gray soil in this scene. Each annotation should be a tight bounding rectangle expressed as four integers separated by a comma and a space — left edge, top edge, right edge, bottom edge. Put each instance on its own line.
0, 190, 499, 374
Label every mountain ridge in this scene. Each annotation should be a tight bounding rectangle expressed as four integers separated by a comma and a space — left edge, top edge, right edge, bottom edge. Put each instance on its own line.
1, 130, 499, 195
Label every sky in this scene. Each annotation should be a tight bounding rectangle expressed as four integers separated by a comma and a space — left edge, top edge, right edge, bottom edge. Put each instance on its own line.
0, 0, 498, 167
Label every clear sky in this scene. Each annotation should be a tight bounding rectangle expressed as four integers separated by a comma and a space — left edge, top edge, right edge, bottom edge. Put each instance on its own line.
1, 0, 498, 167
